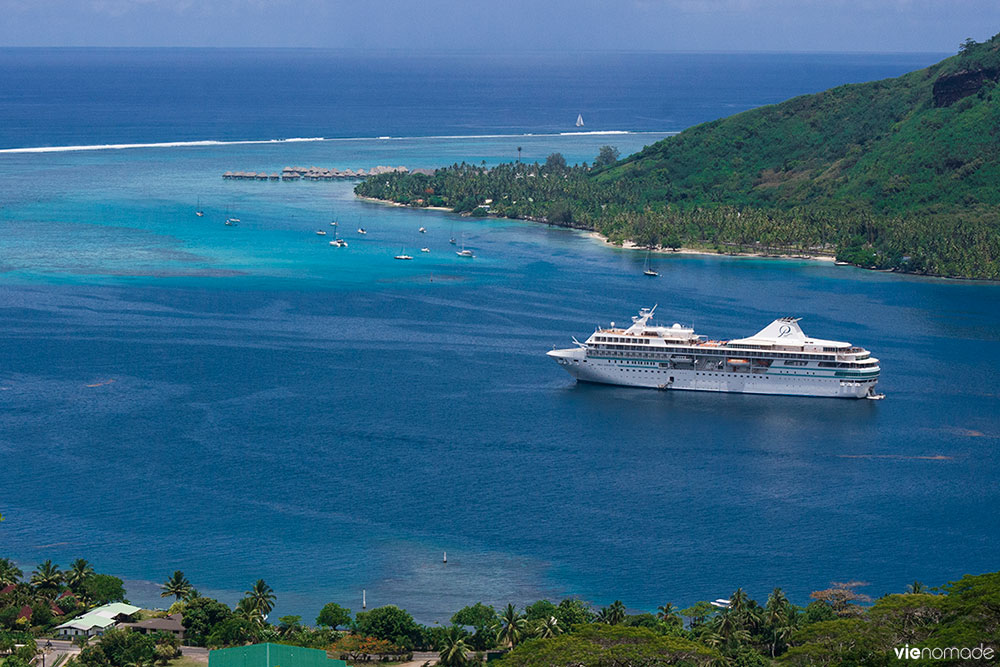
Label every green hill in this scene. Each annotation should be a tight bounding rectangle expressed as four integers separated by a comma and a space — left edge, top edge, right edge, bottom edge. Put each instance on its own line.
601, 36, 1000, 216
356, 36, 1000, 279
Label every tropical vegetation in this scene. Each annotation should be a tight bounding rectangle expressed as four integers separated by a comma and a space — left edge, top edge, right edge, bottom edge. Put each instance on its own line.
356, 35, 1000, 279
2, 556, 999, 666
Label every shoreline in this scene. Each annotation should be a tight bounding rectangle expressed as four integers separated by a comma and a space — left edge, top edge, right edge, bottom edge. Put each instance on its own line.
357, 195, 838, 265
584, 231, 837, 264
357, 195, 455, 213
354, 195, 998, 281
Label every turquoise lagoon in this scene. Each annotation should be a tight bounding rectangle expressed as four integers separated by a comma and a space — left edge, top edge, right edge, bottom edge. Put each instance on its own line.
1, 133, 998, 622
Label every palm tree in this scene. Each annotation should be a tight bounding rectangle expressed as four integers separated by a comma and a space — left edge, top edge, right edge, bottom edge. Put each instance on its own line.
160, 571, 193, 601
907, 581, 925, 594
657, 603, 681, 627
438, 625, 472, 667
66, 559, 94, 592
0, 558, 22, 586
235, 596, 263, 625
245, 579, 276, 619
494, 603, 527, 649
604, 600, 626, 625
765, 588, 794, 658
728, 588, 760, 632
30, 560, 63, 598
534, 615, 562, 639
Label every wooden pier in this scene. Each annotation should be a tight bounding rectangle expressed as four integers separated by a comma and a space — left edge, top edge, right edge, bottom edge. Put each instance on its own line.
223, 165, 409, 181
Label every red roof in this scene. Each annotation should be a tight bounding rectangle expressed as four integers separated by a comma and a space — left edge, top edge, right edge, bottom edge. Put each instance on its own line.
0, 584, 16, 595
17, 605, 32, 621
50, 602, 65, 616
57, 590, 77, 600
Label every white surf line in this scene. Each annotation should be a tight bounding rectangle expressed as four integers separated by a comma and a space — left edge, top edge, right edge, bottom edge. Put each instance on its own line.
0, 131, 680, 155
0, 137, 328, 154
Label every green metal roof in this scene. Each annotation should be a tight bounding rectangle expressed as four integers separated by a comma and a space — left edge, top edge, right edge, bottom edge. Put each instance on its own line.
209, 644, 346, 667
54, 602, 141, 630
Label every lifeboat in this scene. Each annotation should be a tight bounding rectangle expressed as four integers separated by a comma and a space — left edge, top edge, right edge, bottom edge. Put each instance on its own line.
727, 359, 750, 366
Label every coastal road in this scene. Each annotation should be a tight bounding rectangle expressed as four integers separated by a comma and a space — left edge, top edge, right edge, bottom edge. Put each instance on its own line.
38, 639, 209, 663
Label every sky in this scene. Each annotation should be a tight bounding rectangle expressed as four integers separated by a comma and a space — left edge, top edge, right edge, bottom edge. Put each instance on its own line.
0, 0, 997, 51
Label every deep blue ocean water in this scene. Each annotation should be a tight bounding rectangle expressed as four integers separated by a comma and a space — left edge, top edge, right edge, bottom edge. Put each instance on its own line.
2, 49, 998, 624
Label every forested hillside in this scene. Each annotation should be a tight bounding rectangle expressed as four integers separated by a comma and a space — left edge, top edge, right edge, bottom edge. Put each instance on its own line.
357, 35, 1000, 279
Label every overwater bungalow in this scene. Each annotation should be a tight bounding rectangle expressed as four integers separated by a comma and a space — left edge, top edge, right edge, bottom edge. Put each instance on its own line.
222, 165, 409, 181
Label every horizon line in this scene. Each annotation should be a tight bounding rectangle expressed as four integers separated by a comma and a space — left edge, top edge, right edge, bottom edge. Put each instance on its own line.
0, 46, 955, 56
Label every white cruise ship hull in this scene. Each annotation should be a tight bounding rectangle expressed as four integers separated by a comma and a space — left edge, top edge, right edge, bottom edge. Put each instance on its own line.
548, 347, 875, 399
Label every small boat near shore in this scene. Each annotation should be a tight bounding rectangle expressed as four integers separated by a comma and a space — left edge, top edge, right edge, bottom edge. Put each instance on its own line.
643, 251, 659, 277
395, 254, 413, 260
421, 247, 430, 253
316, 230, 327, 236
456, 249, 474, 258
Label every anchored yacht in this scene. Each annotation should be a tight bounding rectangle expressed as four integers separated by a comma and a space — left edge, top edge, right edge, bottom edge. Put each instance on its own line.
547, 307, 881, 399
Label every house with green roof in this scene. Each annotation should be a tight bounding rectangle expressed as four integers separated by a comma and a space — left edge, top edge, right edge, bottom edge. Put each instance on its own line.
209, 643, 346, 667
53, 602, 141, 638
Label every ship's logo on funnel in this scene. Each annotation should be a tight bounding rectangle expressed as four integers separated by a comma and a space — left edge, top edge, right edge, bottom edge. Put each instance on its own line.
778, 325, 792, 337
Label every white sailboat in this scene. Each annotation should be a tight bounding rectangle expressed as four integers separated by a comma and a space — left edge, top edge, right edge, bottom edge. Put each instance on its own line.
643, 250, 659, 277
576, 113, 584, 127
195, 197, 204, 217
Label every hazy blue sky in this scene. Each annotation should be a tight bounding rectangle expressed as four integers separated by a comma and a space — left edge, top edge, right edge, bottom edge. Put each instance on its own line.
0, 0, 997, 51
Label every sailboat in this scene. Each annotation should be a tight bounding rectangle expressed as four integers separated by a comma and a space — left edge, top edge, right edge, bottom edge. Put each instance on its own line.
643, 250, 659, 277
576, 114, 584, 128
449, 225, 457, 245
195, 197, 204, 217
328, 220, 346, 246
394, 246, 413, 260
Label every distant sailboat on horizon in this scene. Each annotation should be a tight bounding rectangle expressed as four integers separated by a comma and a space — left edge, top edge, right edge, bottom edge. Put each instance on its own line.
576, 114, 584, 127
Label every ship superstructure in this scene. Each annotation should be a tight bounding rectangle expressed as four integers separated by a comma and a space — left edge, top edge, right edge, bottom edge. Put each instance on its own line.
547, 307, 880, 398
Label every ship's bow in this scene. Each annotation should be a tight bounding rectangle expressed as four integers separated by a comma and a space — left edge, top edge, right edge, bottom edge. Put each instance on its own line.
547, 347, 587, 379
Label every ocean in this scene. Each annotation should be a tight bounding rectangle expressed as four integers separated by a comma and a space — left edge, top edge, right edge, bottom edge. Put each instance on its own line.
2, 49, 998, 624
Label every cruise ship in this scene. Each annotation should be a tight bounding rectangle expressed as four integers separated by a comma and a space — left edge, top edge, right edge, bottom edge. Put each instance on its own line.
547, 307, 881, 399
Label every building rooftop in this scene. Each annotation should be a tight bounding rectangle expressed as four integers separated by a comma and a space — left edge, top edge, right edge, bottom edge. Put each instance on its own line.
54, 602, 141, 631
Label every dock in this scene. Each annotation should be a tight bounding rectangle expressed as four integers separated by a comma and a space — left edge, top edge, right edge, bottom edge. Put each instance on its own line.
222, 165, 409, 181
